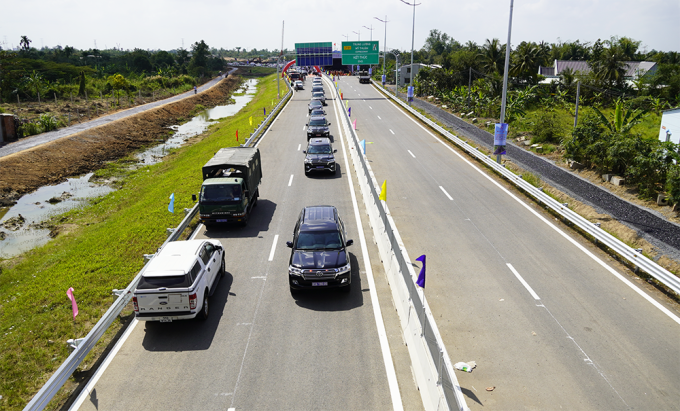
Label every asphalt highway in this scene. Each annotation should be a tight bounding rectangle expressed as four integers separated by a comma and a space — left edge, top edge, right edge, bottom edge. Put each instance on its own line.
72, 75, 419, 411
69, 73, 680, 411
336, 76, 680, 410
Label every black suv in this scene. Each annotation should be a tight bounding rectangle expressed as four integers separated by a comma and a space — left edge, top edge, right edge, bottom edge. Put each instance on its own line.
306, 116, 331, 139
304, 138, 336, 174
286, 206, 354, 294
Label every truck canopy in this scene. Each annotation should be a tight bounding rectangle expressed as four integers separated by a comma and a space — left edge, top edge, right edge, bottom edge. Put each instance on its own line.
202, 147, 262, 193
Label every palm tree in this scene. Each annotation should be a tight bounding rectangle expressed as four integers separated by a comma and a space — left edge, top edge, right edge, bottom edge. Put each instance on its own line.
478, 39, 505, 75
510, 42, 540, 83
591, 47, 626, 87
20, 36, 31, 52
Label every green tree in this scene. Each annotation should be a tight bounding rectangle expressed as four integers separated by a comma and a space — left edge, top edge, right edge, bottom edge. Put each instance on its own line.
478, 39, 505, 75
188, 40, 210, 78
20, 36, 32, 52
510, 41, 540, 83
593, 99, 646, 134
24, 70, 46, 101
107, 73, 129, 105
78, 71, 86, 96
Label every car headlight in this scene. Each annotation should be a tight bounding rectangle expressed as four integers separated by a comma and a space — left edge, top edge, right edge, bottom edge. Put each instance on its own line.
289, 266, 303, 276
305, 158, 313, 164
336, 263, 351, 274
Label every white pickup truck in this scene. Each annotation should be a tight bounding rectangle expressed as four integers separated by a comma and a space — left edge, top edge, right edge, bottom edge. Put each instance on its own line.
133, 239, 225, 322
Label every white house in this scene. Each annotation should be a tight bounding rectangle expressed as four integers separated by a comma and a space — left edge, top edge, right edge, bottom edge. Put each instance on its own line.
659, 108, 680, 144
399, 63, 441, 87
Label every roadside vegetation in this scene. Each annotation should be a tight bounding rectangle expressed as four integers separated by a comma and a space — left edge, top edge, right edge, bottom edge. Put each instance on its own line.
0, 71, 279, 410
374, 32, 680, 206
0, 39, 227, 137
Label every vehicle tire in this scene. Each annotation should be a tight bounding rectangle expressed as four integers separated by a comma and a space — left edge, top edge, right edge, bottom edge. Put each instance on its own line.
199, 291, 209, 319
290, 287, 299, 296
340, 282, 351, 293
220, 256, 226, 278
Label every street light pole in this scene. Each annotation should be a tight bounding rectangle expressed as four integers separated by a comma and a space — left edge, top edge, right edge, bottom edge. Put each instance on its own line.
362, 25, 374, 41
498, 0, 514, 164
353, 30, 360, 41
385, 50, 400, 99
400, 0, 421, 85
374, 16, 389, 77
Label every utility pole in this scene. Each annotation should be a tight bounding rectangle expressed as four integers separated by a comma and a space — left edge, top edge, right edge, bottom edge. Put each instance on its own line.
574, 80, 581, 128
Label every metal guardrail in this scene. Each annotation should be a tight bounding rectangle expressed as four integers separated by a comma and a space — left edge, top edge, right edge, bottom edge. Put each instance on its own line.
329, 74, 469, 411
25, 77, 291, 411
244, 80, 292, 147
372, 80, 680, 296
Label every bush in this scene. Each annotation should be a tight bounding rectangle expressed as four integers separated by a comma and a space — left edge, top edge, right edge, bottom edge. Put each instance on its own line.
19, 121, 41, 136
531, 110, 564, 144
666, 164, 680, 205
38, 113, 61, 132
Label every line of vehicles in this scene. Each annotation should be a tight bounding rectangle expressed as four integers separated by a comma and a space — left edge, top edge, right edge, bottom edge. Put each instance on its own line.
133, 73, 354, 321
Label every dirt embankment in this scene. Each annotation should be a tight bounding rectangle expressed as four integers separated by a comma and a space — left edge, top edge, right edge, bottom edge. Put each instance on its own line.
0, 75, 242, 206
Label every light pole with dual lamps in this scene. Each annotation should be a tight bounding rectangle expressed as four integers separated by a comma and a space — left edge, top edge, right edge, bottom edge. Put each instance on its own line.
374, 16, 389, 78
399, 0, 421, 86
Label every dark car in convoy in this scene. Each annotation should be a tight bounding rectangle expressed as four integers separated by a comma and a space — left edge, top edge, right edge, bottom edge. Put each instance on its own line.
311, 92, 326, 106
309, 108, 326, 117
311, 85, 324, 95
286, 205, 354, 294
303, 137, 336, 174
308, 100, 323, 113
306, 116, 331, 139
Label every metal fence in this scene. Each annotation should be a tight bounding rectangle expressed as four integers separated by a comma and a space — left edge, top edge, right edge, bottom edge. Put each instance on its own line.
25, 78, 293, 411
373, 81, 680, 297
329, 74, 468, 411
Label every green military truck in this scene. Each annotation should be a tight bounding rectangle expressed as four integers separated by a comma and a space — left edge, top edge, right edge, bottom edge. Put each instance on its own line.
196, 147, 262, 227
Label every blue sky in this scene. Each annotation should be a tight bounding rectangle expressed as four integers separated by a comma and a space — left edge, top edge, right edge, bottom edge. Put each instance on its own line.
3, 0, 679, 54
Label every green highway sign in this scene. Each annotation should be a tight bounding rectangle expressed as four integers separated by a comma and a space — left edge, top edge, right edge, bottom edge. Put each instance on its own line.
341, 41, 380, 65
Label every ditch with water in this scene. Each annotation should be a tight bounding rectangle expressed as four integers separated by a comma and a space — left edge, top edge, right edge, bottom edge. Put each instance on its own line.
0, 79, 258, 259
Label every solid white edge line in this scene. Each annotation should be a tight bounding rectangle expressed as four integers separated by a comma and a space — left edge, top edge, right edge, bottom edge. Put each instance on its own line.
407, 150, 416, 158
69, 319, 140, 410
268, 235, 279, 261
507, 263, 541, 300
330, 77, 404, 411
387, 97, 680, 326
439, 186, 453, 201
288, 174, 294, 187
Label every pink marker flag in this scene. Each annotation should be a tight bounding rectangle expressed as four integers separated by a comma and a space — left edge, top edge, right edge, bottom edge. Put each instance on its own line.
353, 119, 357, 130
66, 287, 79, 319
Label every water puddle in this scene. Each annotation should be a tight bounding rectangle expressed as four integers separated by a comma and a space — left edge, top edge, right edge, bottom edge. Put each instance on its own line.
0, 173, 114, 258
136, 79, 258, 165
0, 78, 259, 258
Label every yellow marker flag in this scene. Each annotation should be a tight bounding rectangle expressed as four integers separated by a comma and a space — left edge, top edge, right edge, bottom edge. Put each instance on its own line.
345, 100, 348, 109
249, 116, 253, 126
379, 180, 387, 201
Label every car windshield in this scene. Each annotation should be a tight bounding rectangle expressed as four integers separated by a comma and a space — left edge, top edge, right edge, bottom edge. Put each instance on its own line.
200, 184, 242, 203
310, 110, 325, 116
296, 230, 343, 250
309, 119, 327, 126
312, 93, 324, 98
310, 101, 322, 107
307, 144, 332, 154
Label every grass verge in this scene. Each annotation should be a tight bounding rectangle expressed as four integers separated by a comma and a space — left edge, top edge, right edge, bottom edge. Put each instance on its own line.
0, 72, 281, 410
